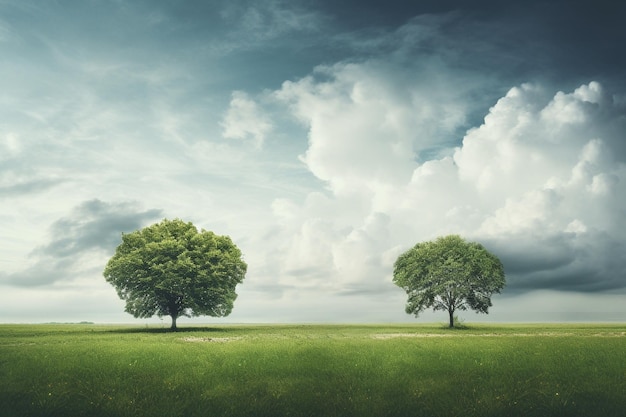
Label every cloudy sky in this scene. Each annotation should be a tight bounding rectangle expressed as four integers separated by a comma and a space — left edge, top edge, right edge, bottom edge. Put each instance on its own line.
1, 0, 625, 324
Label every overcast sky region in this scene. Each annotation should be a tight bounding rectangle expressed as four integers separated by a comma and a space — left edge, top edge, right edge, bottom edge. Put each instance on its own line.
1, 0, 626, 324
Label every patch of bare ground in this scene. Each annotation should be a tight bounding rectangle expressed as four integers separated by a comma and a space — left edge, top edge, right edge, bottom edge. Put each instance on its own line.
181, 336, 242, 343
591, 332, 626, 337
371, 333, 456, 339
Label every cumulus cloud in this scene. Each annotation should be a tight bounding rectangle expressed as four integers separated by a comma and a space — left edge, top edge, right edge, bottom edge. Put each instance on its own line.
274, 60, 472, 194
1, 200, 162, 287
221, 91, 273, 149
261, 77, 626, 297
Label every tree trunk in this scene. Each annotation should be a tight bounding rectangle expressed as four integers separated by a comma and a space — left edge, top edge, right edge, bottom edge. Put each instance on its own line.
448, 309, 454, 328
170, 314, 178, 331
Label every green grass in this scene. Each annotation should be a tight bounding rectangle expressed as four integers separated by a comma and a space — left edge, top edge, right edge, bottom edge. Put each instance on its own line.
1, 323, 625, 417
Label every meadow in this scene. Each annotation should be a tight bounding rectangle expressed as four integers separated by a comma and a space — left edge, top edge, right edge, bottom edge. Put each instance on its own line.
0, 323, 624, 417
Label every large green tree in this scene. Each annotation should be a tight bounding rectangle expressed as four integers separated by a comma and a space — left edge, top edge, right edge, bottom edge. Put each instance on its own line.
103, 219, 247, 330
393, 235, 505, 327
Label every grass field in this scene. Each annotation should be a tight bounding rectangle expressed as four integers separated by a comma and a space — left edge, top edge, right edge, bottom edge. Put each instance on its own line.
1, 323, 625, 417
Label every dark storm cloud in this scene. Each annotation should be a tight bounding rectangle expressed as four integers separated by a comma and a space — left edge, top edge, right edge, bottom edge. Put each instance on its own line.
336, 0, 626, 91
2, 200, 162, 287
484, 235, 578, 276
34, 199, 163, 258
484, 233, 626, 293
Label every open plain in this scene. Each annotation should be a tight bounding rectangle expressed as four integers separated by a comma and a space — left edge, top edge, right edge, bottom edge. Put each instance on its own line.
1, 323, 624, 417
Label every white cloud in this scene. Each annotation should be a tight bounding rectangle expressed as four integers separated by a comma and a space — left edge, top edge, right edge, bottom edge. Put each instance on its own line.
275, 61, 470, 195
256, 78, 626, 301
221, 91, 273, 149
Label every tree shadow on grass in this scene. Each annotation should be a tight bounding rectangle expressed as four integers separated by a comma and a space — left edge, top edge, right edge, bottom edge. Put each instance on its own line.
106, 326, 227, 334
439, 323, 472, 330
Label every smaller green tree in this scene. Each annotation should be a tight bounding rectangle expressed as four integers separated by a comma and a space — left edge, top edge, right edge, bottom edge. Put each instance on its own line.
393, 235, 505, 327
103, 219, 247, 330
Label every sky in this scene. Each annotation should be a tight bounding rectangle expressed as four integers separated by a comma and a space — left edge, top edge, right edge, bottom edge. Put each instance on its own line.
1, 0, 625, 324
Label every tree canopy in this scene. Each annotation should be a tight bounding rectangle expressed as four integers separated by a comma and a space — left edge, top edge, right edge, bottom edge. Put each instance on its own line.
393, 235, 505, 327
103, 219, 247, 330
